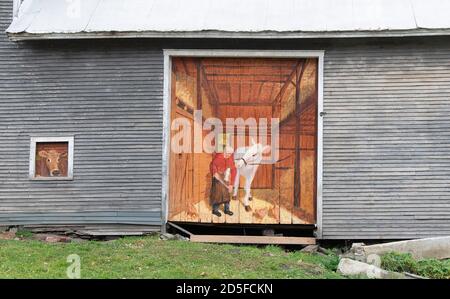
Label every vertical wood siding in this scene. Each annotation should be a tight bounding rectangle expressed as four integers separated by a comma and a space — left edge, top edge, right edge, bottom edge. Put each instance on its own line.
0, 1, 163, 226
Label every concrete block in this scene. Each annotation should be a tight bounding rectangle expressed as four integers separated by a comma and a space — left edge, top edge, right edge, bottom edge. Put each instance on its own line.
337, 258, 406, 279
362, 236, 450, 260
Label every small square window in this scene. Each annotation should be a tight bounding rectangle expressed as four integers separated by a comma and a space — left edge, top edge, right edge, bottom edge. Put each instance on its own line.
29, 137, 74, 180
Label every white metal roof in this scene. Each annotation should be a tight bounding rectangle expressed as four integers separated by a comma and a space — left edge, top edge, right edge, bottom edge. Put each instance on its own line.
6, 0, 450, 40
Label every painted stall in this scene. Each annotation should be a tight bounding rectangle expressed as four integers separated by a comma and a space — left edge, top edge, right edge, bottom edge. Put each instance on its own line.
168, 56, 318, 226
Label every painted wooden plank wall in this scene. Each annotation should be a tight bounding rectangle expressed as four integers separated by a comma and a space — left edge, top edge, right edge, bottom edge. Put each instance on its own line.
0, 1, 163, 227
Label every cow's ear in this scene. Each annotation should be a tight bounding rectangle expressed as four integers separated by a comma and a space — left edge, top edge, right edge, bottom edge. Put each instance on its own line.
38, 150, 48, 158
60, 152, 68, 158
262, 145, 271, 154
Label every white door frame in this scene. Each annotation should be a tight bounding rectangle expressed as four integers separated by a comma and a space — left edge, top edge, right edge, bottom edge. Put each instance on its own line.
162, 49, 325, 238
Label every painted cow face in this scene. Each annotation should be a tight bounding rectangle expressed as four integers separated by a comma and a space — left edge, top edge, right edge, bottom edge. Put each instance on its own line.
235, 140, 271, 168
38, 150, 67, 177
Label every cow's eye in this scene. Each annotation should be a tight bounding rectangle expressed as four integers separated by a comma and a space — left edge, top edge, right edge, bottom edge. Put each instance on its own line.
47, 159, 50, 162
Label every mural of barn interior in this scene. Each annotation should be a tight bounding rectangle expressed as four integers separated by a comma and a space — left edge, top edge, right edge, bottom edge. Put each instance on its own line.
169, 57, 318, 225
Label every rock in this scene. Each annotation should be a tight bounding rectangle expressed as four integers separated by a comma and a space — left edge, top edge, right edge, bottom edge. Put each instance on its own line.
337, 258, 406, 279
45, 235, 71, 243
404, 272, 428, 279
159, 233, 176, 240
317, 246, 329, 255
229, 249, 241, 254
351, 242, 366, 252
263, 252, 275, 257
340, 243, 367, 262
362, 237, 450, 260
8, 227, 18, 234
0, 232, 16, 240
34, 234, 71, 243
159, 233, 188, 241
174, 234, 189, 241
300, 245, 319, 253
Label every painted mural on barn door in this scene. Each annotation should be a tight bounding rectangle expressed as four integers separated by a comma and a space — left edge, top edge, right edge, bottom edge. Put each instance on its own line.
169, 57, 318, 224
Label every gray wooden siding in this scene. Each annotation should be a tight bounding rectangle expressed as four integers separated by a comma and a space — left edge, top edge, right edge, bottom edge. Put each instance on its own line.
1, 0, 450, 239
322, 43, 450, 239
0, 1, 163, 227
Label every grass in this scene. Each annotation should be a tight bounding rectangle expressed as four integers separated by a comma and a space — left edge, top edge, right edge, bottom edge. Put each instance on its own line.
0, 235, 343, 279
381, 252, 450, 279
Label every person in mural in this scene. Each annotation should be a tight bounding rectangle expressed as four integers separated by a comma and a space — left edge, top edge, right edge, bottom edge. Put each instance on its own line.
210, 145, 236, 217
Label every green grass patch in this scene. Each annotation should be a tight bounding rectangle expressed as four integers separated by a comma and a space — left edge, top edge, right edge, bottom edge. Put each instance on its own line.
15, 229, 34, 239
0, 236, 344, 279
381, 252, 450, 279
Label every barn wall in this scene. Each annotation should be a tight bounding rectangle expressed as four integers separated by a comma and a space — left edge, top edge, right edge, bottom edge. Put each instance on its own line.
322, 41, 450, 239
0, 1, 163, 227
1, 0, 450, 238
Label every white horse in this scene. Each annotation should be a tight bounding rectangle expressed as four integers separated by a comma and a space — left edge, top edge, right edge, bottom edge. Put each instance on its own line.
232, 140, 271, 212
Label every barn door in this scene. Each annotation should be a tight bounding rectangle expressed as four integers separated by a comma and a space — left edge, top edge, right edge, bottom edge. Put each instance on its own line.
168, 56, 318, 225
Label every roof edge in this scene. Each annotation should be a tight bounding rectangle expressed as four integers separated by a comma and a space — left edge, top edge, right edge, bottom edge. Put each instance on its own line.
7, 28, 450, 42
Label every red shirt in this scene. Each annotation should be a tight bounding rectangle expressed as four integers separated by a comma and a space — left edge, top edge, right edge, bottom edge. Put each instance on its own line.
210, 153, 236, 184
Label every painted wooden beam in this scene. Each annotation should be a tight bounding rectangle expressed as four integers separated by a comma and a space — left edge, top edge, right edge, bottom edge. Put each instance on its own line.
271, 61, 302, 107
190, 235, 316, 245
278, 94, 316, 128
294, 61, 307, 208
196, 59, 202, 110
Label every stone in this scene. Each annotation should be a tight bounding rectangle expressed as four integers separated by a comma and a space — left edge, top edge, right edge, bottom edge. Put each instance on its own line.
174, 234, 189, 241
160, 233, 176, 240
404, 272, 428, 279
45, 235, 71, 243
337, 258, 407, 279
0, 231, 16, 240
317, 246, 329, 255
340, 243, 367, 262
300, 245, 319, 253
362, 237, 450, 260
34, 234, 71, 243
8, 227, 18, 234
160, 233, 188, 241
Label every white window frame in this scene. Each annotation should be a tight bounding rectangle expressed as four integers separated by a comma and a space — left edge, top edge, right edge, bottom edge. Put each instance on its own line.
162, 49, 324, 238
29, 136, 74, 180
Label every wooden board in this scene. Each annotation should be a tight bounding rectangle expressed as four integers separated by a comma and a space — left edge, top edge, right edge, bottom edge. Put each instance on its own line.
190, 235, 316, 245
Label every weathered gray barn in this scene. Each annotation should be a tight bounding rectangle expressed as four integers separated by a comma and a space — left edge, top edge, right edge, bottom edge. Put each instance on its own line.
1, 0, 450, 240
